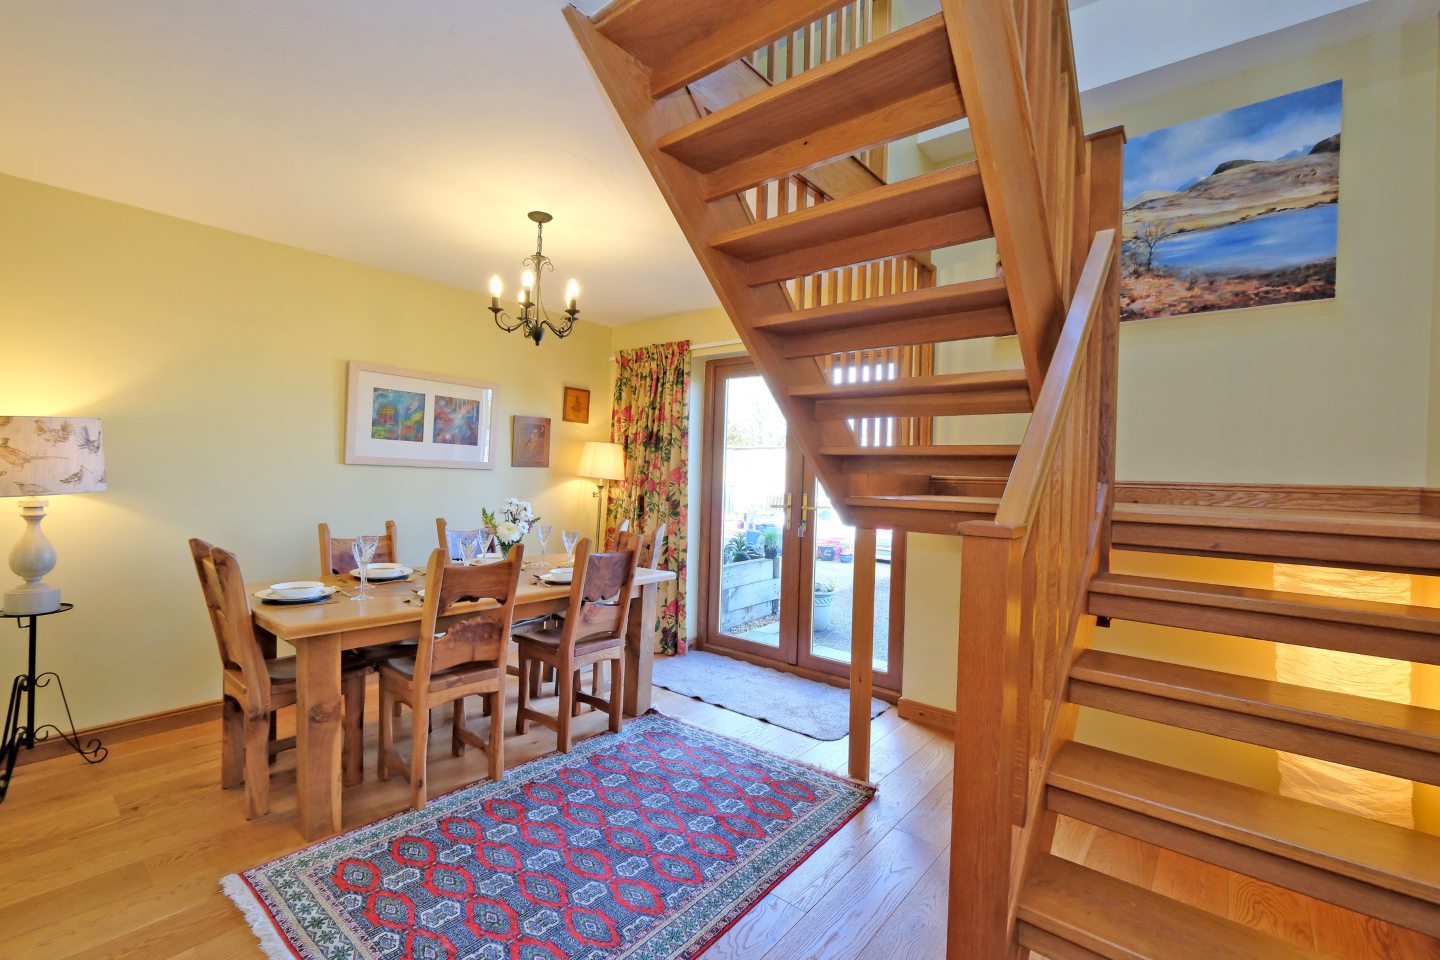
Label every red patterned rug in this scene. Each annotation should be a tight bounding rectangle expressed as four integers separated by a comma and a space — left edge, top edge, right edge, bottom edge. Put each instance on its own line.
223, 712, 873, 959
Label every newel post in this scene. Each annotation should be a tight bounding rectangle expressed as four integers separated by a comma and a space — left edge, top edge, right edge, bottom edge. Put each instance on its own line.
948, 525, 1027, 959
1086, 126, 1125, 571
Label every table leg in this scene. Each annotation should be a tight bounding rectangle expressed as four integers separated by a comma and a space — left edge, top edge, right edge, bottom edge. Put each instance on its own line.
295, 634, 343, 840
623, 583, 659, 717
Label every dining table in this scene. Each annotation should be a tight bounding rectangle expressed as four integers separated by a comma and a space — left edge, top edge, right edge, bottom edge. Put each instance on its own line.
249, 556, 677, 840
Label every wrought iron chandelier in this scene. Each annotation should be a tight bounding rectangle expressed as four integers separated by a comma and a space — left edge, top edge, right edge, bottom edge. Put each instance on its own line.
488, 210, 580, 346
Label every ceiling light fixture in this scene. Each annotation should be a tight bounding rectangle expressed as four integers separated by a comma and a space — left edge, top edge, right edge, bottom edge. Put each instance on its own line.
488, 211, 579, 346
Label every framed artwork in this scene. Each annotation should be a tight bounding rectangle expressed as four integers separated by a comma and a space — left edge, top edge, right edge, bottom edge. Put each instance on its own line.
562, 386, 591, 424
344, 361, 498, 469
511, 415, 551, 468
1122, 80, 1341, 320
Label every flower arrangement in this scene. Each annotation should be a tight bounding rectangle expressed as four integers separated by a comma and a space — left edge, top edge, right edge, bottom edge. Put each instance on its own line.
482, 498, 538, 557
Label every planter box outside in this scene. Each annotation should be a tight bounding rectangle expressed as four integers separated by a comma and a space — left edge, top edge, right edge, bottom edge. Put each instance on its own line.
720, 556, 781, 631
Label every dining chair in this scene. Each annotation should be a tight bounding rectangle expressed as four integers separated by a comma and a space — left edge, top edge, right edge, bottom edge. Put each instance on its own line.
436, 517, 482, 561
318, 520, 399, 577
514, 535, 640, 752
589, 522, 665, 701
378, 545, 524, 810
189, 538, 368, 819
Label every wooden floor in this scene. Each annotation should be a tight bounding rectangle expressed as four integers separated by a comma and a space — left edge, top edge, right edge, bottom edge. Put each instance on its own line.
1, 677, 1436, 959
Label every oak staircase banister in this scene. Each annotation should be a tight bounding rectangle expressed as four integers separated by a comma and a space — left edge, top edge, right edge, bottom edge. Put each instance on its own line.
960, 227, 1116, 542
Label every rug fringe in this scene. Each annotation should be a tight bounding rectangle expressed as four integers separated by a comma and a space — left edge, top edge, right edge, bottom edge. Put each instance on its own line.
220, 874, 295, 960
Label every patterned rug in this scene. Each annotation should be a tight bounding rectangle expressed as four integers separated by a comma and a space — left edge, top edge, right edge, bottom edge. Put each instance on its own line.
223, 712, 874, 959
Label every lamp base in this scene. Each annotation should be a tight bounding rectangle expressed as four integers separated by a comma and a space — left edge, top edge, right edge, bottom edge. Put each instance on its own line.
7, 497, 60, 615
3, 582, 61, 616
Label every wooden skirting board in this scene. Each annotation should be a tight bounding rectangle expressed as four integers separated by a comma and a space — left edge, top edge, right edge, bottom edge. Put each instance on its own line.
899, 697, 955, 732
13, 698, 221, 768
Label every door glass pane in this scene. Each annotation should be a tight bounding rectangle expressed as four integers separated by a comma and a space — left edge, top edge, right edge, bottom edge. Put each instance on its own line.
717, 375, 787, 646
809, 482, 891, 671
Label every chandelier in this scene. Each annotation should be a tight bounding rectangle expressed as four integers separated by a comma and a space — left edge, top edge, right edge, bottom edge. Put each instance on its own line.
488, 211, 580, 346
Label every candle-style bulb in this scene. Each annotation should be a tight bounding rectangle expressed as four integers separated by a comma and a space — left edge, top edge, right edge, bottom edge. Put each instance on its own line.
488, 275, 503, 297
565, 279, 580, 310
521, 268, 535, 296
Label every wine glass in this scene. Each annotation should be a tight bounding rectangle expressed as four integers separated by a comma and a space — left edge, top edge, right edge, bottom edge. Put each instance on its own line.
459, 532, 480, 566
561, 529, 579, 565
351, 535, 379, 599
532, 523, 553, 569
479, 524, 496, 559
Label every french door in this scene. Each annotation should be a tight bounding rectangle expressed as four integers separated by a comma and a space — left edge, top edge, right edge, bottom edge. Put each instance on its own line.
700, 357, 904, 694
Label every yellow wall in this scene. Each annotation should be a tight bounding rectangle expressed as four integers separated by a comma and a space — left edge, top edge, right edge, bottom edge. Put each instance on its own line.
0, 174, 615, 729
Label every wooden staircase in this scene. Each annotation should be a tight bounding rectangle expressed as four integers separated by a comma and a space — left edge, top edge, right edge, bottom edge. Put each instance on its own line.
568, 0, 1440, 957
568, 0, 1112, 543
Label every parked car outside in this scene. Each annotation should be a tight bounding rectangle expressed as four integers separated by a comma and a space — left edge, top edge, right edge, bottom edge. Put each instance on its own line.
876, 529, 893, 563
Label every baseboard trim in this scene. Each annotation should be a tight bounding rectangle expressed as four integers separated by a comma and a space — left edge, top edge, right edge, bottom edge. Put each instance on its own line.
898, 698, 955, 733
13, 698, 222, 768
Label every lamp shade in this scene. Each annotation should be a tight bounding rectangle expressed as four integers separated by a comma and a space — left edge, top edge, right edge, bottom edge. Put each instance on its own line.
578, 441, 624, 482
0, 417, 106, 498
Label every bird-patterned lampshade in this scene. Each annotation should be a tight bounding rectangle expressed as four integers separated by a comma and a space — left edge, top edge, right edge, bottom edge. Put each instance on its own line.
0, 417, 107, 498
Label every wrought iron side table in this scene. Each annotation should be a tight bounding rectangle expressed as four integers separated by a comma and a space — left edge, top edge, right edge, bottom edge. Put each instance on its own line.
1, 604, 106, 802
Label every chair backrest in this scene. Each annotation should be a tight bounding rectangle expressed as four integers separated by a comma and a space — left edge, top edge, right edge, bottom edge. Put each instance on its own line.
436, 518, 482, 561
638, 522, 667, 569
557, 534, 641, 650
188, 538, 270, 712
318, 520, 398, 577
412, 546, 524, 683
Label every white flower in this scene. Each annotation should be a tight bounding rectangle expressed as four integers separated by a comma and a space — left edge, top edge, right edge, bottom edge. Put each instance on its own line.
496, 521, 522, 543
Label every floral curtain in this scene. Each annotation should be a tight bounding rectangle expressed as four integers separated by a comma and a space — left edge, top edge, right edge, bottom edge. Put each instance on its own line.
605, 340, 690, 655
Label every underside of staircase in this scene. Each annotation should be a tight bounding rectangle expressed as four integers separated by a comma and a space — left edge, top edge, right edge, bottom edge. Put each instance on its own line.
569, 1, 1440, 957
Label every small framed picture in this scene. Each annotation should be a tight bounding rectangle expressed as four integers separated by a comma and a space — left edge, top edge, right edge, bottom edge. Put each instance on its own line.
562, 386, 591, 424
511, 415, 551, 468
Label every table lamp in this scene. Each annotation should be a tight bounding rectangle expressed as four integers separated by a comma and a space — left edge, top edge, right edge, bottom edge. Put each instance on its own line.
0, 417, 106, 614
578, 441, 624, 547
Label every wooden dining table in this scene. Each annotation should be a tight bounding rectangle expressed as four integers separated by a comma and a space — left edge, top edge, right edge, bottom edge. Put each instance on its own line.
249, 558, 677, 840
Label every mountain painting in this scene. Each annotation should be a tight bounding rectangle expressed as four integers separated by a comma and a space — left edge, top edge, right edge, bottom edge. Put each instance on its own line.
1121, 80, 1341, 320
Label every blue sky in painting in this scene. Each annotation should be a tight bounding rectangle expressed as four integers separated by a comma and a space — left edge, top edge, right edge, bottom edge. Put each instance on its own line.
1123, 80, 1341, 206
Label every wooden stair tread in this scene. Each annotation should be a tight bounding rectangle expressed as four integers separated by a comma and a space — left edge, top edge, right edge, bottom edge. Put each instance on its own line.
656, 13, 964, 198
1091, 572, 1440, 636
820, 443, 1019, 458
1050, 742, 1440, 907
709, 161, 989, 284
845, 494, 1000, 513
798, 370, 1032, 419
790, 369, 1027, 400
595, 0, 850, 98
1069, 650, 1440, 783
761, 280, 1014, 357
1113, 502, 1440, 541
1018, 854, 1326, 960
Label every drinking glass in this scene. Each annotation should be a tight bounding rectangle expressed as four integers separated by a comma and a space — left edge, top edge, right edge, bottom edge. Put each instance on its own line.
459, 533, 480, 566
532, 523, 554, 568
479, 524, 496, 558
351, 535, 379, 599
561, 529, 580, 565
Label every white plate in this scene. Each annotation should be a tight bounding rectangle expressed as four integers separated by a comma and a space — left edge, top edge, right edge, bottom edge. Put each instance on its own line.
269, 580, 326, 600
540, 572, 574, 585
255, 585, 338, 605
349, 563, 412, 582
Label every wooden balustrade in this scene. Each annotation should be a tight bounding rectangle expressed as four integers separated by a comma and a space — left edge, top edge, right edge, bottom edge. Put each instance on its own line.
948, 227, 1116, 958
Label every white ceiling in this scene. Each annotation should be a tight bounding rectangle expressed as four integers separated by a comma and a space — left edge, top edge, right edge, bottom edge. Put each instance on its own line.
2, 1, 1434, 325
0, 0, 716, 326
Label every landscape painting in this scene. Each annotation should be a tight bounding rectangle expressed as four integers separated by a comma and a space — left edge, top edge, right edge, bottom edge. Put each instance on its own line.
432, 395, 480, 446
370, 388, 425, 442
1121, 80, 1341, 320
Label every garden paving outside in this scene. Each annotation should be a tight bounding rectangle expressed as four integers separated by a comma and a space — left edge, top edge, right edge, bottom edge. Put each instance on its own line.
734, 558, 892, 669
